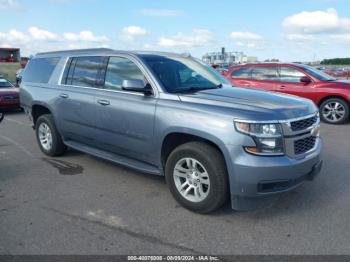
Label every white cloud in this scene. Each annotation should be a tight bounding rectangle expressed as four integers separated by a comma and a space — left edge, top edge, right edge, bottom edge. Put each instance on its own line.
0, 29, 30, 45
0, 0, 21, 10
282, 8, 350, 47
67, 43, 110, 50
63, 31, 108, 42
29, 27, 59, 41
158, 29, 214, 48
283, 8, 350, 35
121, 26, 147, 41
0, 27, 110, 56
229, 31, 264, 49
229, 32, 263, 41
283, 33, 316, 42
330, 34, 350, 44
140, 9, 184, 17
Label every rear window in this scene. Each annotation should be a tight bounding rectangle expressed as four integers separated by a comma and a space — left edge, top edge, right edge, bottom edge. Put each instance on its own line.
22, 57, 60, 83
0, 78, 13, 88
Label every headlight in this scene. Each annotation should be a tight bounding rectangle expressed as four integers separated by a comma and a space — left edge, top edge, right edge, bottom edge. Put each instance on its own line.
234, 121, 284, 155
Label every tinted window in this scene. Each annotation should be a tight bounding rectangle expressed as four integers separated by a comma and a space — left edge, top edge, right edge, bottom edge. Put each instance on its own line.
301, 65, 336, 81
231, 67, 251, 79
0, 78, 13, 88
251, 66, 278, 81
279, 67, 306, 82
104, 57, 145, 91
141, 55, 229, 93
70, 56, 103, 87
22, 57, 60, 83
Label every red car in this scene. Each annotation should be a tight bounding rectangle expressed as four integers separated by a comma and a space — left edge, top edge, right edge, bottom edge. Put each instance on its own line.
226, 63, 350, 124
0, 77, 20, 110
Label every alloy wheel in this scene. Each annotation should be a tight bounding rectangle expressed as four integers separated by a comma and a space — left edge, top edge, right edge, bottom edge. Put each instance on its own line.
38, 122, 53, 151
322, 101, 346, 123
173, 157, 210, 203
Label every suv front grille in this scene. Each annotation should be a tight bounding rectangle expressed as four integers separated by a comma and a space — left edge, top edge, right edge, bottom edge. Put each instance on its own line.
290, 115, 317, 132
294, 136, 317, 155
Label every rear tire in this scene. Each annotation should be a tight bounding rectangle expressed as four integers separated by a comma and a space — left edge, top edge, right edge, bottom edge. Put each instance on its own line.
165, 142, 228, 214
320, 98, 349, 124
35, 114, 66, 156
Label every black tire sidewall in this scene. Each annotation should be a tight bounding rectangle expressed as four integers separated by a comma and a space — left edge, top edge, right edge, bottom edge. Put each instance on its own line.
165, 142, 228, 213
35, 114, 65, 156
320, 98, 349, 124
0, 112, 4, 123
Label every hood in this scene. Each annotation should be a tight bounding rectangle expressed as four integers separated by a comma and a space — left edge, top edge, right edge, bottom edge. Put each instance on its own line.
0, 88, 19, 96
178, 86, 317, 121
318, 80, 350, 91
331, 80, 350, 88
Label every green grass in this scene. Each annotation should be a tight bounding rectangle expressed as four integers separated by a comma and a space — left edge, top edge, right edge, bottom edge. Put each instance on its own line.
0, 62, 21, 83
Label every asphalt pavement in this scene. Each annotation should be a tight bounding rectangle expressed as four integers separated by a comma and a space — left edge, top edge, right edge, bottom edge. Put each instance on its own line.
0, 112, 349, 255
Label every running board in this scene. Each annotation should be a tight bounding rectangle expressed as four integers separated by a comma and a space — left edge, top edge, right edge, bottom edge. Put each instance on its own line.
64, 140, 161, 175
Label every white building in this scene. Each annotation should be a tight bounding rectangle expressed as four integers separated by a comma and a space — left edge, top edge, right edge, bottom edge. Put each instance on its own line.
202, 48, 258, 67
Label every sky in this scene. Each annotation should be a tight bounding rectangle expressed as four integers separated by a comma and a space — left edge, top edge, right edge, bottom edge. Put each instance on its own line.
1, 0, 350, 61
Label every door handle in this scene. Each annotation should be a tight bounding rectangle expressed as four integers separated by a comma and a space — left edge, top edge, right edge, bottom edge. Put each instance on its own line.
97, 99, 110, 106
279, 86, 286, 89
60, 93, 69, 99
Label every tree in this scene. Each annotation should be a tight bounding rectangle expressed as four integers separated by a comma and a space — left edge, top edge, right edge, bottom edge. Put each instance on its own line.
321, 58, 350, 65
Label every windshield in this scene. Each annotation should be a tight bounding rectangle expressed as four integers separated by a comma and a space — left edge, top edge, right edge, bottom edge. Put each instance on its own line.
301, 65, 336, 81
141, 54, 230, 93
0, 79, 13, 88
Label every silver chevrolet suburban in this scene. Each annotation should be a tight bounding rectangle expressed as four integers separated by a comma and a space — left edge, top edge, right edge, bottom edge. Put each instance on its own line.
20, 49, 322, 213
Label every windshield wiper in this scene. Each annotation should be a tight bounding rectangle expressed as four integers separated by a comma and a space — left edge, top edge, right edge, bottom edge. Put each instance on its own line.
175, 84, 223, 93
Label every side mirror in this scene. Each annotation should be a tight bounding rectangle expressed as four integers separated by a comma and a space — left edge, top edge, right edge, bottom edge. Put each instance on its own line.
122, 80, 152, 95
300, 76, 312, 84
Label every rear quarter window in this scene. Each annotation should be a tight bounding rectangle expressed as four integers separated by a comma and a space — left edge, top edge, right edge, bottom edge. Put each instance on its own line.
22, 57, 60, 83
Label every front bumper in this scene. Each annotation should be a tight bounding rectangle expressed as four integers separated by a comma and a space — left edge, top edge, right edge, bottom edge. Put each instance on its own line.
226, 137, 322, 210
0, 101, 21, 110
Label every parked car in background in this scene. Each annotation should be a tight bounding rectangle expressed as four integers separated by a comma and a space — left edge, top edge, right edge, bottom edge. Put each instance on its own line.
20, 49, 322, 213
0, 77, 20, 110
226, 63, 350, 124
322, 67, 350, 79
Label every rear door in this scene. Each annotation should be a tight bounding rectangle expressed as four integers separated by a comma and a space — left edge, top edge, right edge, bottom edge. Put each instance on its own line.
276, 66, 315, 100
94, 56, 157, 163
56, 56, 104, 146
249, 65, 280, 91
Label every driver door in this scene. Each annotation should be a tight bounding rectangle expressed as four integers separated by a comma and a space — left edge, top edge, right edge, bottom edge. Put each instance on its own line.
275, 66, 315, 101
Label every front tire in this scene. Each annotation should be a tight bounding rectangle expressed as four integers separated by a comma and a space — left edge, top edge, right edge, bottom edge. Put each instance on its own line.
320, 98, 349, 124
165, 142, 228, 214
35, 114, 66, 156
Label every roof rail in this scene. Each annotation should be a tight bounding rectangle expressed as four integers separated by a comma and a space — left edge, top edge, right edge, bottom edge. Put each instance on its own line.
36, 48, 114, 56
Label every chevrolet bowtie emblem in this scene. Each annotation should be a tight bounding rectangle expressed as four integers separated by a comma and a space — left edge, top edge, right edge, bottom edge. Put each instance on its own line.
311, 126, 321, 136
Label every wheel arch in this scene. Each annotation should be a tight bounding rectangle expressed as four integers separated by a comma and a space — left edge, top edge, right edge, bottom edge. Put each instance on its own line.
160, 130, 232, 175
317, 95, 350, 107
31, 102, 54, 127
